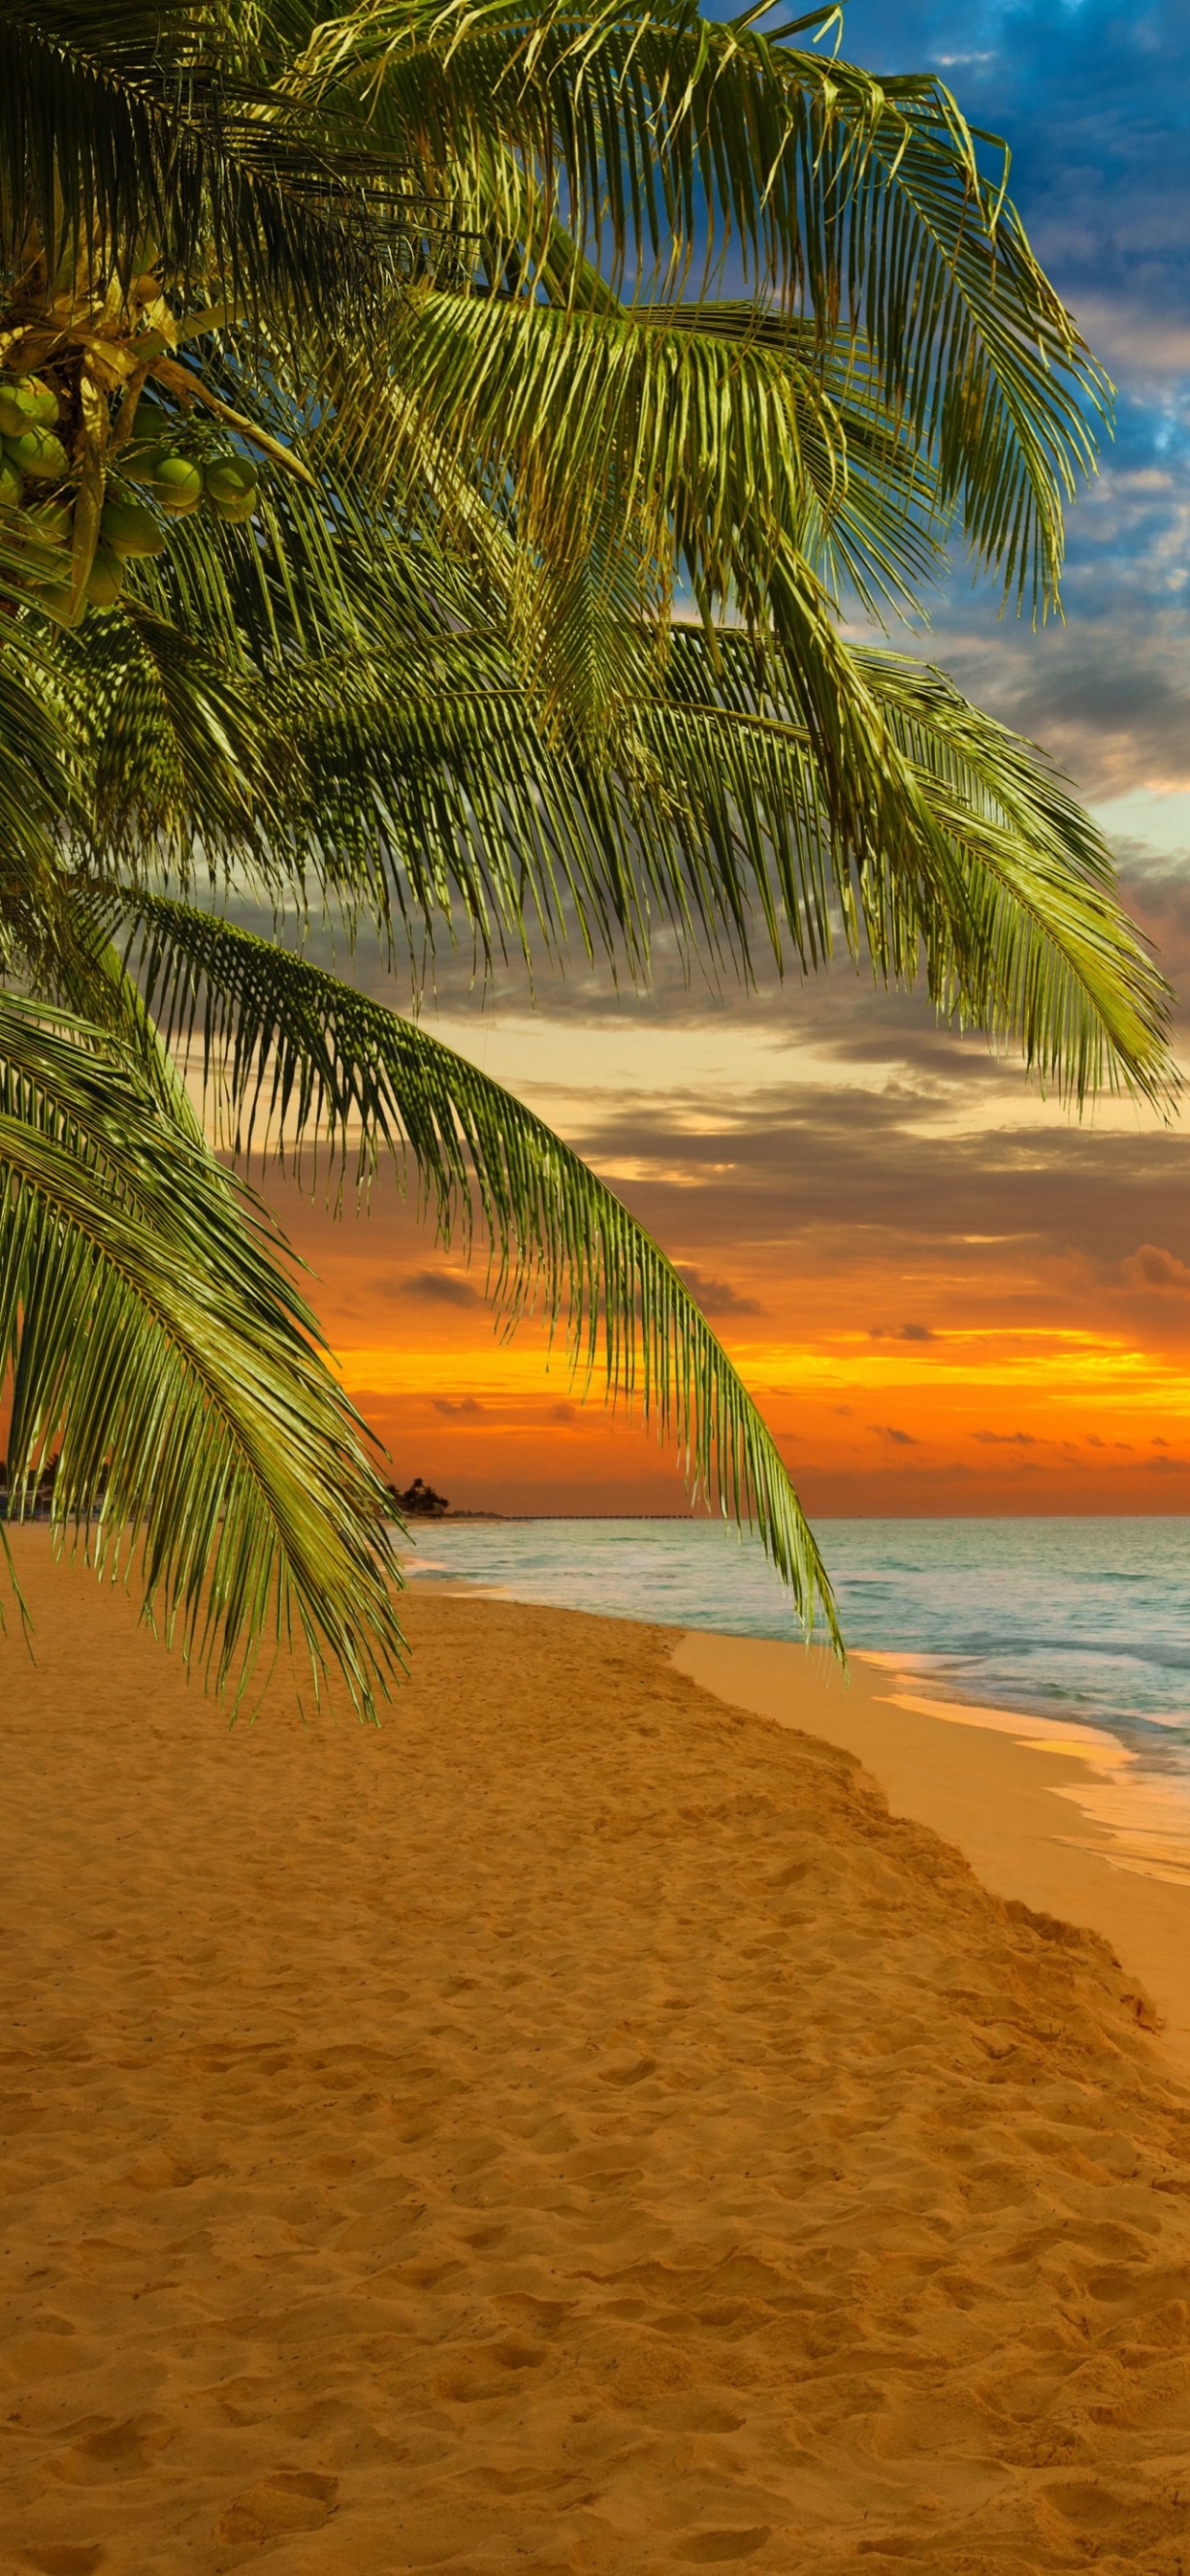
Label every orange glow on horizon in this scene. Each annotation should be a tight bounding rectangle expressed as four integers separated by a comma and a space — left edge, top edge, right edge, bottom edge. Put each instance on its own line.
236, 982, 1190, 1523
307, 1232, 1190, 1519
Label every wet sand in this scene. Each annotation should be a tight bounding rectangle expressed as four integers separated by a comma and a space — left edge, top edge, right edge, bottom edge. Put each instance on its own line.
5, 1534, 1190, 2571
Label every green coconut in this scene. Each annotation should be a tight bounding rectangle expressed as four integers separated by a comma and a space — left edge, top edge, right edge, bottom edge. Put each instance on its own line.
127, 392, 172, 431
24, 378, 58, 426
206, 456, 260, 522
100, 496, 166, 557
118, 397, 174, 481
150, 452, 204, 516
85, 544, 126, 608
207, 487, 260, 524
0, 455, 22, 511
4, 426, 69, 480
204, 455, 259, 508
0, 377, 58, 437
121, 441, 162, 484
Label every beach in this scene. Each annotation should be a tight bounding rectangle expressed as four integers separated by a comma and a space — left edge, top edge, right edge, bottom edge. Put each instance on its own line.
5, 1536, 1190, 2569
676, 1633, 1190, 2076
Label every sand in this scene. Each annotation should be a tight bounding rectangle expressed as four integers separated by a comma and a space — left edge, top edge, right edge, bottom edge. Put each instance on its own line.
675, 1635, 1190, 2078
5, 1538, 1190, 2571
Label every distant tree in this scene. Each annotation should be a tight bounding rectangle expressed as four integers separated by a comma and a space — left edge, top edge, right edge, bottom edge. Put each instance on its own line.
392, 1479, 450, 1521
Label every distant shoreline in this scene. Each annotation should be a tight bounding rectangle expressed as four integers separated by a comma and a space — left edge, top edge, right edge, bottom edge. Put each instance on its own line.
410, 1507, 1190, 1523
423, 1510, 700, 1524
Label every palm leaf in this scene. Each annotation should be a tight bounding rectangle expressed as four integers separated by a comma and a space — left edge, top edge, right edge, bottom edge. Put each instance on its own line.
60, 345, 1153, 1113
650, 628, 1175, 1106
49, 601, 297, 874
301, 0, 1108, 610
17, 457, 1170, 1112
0, 0, 408, 332
116, 896, 842, 1646
0, 988, 404, 1710
172, 606, 1169, 1109
848, 651, 1174, 1100
329, 287, 942, 632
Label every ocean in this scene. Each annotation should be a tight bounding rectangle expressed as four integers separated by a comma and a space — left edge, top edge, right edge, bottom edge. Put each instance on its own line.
401, 1514, 1190, 1789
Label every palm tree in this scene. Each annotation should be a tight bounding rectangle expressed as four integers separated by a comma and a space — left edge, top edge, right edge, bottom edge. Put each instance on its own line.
0, 0, 1172, 1708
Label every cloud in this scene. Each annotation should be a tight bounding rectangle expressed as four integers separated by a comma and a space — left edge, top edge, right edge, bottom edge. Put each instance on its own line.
916, 619, 1190, 805
675, 1265, 763, 1317
1122, 1244, 1190, 1293
973, 1430, 1038, 1447
563, 1071, 1190, 1293
404, 1269, 482, 1307
869, 1322, 936, 1343
836, 0, 1190, 360
1075, 303, 1190, 384
822, 2, 1190, 815
870, 1425, 917, 1447
433, 1395, 485, 1415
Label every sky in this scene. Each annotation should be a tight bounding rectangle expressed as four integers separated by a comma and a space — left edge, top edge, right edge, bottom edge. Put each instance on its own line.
285, 0, 1190, 1520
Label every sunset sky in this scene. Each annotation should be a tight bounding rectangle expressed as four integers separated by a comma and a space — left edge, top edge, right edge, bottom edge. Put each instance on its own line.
286, 0, 1190, 1520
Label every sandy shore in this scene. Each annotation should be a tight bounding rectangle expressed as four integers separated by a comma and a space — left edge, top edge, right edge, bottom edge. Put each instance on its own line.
675, 1634, 1190, 2076
6, 1536, 1190, 2571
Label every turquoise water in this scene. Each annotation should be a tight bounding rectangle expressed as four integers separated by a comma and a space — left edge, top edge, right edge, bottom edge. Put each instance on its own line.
401, 1516, 1190, 1782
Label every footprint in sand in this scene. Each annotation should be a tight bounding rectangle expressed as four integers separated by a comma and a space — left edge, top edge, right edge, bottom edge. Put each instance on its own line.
217, 2469, 338, 2544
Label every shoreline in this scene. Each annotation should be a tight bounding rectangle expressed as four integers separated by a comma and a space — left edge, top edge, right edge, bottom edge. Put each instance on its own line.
675, 1629, 1190, 2075
409, 1560, 1190, 2072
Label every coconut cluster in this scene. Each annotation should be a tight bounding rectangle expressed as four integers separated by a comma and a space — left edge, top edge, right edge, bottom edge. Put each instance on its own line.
0, 376, 262, 618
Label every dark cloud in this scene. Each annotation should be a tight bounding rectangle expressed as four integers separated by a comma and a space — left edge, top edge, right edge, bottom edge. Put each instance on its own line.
433, 1394, 485, 1415
568, 1074, 1190, 1290
918, 618, 1190, 806
870, 1425, 917, 1446
1122, 1244, 1190, 1293
403, 1269, 482, 1307
675, 1265, 763, 1317
869, 1322, 936, 1343
973, 1430, 1038, 1447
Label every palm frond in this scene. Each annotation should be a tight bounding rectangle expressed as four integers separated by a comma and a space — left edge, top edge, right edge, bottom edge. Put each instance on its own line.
301, 0, 1108, 610
850, 650, 1174, 1102
50, 601, 298, 872
329, 286, 948, 638
0, 988, 404, 1710
0, 0, 406, 331
19, 451, 1171, 1115
251, 608, 1174, 1108
117, 896, 841, 1646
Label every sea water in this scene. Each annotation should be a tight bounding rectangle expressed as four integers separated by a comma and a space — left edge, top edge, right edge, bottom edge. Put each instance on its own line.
401, 1515, 1190, 1788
